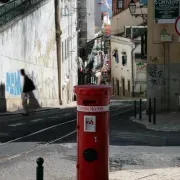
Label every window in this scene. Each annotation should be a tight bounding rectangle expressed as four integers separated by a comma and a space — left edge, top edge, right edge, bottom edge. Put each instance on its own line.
128, 80, 130, 92
122, 52, 127, 66
113, 50, 119, 63
65, 39, 67, 59
67, 38, 69, 58
62, 42, 64, 62
117, 0, 123, 9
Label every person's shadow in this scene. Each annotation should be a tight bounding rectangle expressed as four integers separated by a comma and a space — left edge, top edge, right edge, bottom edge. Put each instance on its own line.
0, 83, 7, 112
28, 91, 41, 110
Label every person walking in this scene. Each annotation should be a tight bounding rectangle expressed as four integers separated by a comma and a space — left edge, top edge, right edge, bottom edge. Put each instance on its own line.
20, 69, 36, 116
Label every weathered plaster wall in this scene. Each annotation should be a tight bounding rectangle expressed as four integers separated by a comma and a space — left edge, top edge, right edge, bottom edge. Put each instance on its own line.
0, 0, 59, 111
147, 0, 180, 111
61, 0, 78, 105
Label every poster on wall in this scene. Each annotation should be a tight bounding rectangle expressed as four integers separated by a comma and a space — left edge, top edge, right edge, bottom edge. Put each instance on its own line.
154, 0, 179, 24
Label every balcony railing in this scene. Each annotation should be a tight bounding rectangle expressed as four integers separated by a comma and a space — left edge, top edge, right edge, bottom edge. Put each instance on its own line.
0, 0, 43, 27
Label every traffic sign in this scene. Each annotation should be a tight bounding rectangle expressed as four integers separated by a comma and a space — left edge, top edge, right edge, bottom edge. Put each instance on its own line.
175, 16, 180, 36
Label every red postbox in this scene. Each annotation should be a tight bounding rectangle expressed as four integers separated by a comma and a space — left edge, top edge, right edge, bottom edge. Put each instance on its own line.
74, 85, 112, 180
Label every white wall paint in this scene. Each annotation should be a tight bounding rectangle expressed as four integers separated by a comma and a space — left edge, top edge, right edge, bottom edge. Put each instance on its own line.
61, 0, 78, 104
0, 0, 59, 111
111, 36, 133, 91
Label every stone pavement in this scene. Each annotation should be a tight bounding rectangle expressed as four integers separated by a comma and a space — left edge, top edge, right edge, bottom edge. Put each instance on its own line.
131, 111, 180, 132
111, 95, 146, 101
110, 167, 180, 180
0, 144, 180, 180
0, 101, 77, 116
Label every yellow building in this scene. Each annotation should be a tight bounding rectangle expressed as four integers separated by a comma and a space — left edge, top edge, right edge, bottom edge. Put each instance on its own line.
147, 0, 180, 111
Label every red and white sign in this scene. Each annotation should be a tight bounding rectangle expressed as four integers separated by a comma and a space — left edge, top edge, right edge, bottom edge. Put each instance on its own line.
175, 16, 180, 36
84, 116, 96, 132
77, 105, 109, 112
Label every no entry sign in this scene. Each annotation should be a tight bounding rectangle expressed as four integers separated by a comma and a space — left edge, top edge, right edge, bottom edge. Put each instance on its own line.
175, 16, 180, 36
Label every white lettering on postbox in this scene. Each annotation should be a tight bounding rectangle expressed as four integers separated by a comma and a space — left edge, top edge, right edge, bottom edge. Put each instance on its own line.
77, 105, 109, 112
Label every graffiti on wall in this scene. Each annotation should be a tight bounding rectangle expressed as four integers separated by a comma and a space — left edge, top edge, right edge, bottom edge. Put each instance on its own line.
149, 56, 159, 64
6, 71, 22, 95
148, 66, 163, 86
136, 62, 147, 72
27, 70, 57, 99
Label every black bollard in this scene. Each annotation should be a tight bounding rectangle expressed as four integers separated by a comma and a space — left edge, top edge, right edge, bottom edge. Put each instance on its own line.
149, 98, 152, 123
139, 99, 142, 120
134, 100, 137, 118
36, 157, 44, 180
153, 98, 156, 125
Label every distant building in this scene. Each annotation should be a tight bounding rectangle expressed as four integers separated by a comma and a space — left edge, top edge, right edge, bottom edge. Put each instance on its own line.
61, 0, 78, 104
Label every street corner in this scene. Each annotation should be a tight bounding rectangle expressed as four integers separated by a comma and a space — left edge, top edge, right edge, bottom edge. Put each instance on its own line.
108, 146, 180, 180
130, 111, 180, 132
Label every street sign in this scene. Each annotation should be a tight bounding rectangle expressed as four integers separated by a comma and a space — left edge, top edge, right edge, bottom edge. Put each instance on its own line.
154, 0, 179, 24
175, 16, 180, 36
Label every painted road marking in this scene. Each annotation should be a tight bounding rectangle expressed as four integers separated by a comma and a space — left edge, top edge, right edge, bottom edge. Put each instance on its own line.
48, 113, 72, 119
0, 119, 76, 146
9, 123, 25, 127
48, 116, 59, 119
31, 119, 43, 123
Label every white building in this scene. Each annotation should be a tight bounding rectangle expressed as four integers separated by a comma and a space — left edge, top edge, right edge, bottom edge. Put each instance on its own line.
111, 35, 147, 97
61, 0, 78, 104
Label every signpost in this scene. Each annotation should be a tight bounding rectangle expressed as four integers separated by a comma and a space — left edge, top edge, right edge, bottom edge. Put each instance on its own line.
154, 0, 179, 24
175, 16, 180, 36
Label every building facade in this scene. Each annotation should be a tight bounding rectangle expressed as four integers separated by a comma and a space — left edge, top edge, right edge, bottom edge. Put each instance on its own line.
111, 2, 146, 35
61, 0, 78, 105
77, 0, 95, 60
111, 35, 147, 97
147, 0, 180, 111
0, 0, 59, 111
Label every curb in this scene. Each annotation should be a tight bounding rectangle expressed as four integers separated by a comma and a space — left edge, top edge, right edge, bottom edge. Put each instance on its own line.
0, 108, 61, 117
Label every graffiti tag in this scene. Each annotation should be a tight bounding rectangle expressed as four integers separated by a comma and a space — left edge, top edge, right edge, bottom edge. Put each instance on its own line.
136, 62, 147, 72
6, 71, 22, 95
149, 56, 159, 64
148, 66, 163, 86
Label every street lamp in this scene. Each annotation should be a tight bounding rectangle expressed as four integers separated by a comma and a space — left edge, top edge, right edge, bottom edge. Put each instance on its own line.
128, 0, 136, 14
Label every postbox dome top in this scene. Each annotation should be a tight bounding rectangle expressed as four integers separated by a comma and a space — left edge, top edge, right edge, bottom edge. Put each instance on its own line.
74, 85, 112, 89
74, 85, 112, 96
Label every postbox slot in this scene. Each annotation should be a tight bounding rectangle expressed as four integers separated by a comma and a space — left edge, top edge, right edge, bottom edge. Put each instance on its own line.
83, 100, 97, 106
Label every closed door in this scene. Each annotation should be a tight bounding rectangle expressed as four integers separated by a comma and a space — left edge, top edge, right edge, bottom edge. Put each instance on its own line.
122, 78, 125, 96
116, 79, 120, 96
112, 78, 114, 95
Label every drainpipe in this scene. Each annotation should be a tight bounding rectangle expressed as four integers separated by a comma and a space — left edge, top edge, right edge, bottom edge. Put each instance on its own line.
55, 0, 62, 105
131, 45, 136, 97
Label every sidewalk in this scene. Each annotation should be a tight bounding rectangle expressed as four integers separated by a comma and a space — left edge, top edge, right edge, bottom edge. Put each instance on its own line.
131, 111, 180, 132
0, 144, 180, 180
110, 167, 180, 180
111, 95, 146, 101
0, 101, 77, 117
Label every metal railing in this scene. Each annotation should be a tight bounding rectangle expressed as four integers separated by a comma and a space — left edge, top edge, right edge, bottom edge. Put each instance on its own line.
0, 0, 44, 27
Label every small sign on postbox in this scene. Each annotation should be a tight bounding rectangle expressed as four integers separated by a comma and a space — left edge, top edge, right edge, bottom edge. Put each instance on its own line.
84, 116, 96, 132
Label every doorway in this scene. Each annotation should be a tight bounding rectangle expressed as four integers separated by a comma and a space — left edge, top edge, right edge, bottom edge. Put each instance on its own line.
116, 79, 120, 96
112, 78, 114, 95
122, 78, 125, 96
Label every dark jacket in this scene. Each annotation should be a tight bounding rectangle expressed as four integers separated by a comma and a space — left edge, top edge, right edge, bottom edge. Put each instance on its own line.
23, 75, 35, 93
